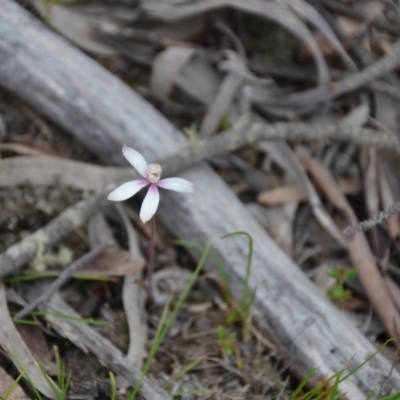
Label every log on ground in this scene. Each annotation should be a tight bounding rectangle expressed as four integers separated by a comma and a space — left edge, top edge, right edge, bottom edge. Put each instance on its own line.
0, 0, 398, 397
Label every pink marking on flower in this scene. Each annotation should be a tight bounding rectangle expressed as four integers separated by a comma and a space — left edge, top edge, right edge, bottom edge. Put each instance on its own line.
108, 146, 195, 223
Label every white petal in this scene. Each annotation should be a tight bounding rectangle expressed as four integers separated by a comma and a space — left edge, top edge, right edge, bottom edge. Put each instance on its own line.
157, 177, 195, 193
140, 184, 160, 223
107, 180, 148, 201
122, 145, 148, 177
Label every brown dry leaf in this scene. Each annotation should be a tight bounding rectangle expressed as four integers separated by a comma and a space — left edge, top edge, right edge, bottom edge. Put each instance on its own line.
15, 324, 52, 362
260, 141, 347, 247
79, 248, 144, 277
0, 365, 30, 400
258, 178, 360, 206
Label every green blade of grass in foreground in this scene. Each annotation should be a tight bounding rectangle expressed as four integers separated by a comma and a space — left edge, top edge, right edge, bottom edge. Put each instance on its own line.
11, 310, 109, 326
3, 367, 26, 400
221, 231, 253, 307
175, 239, 230, 301
109, 372, 117, 400
4, 272, 108, 283
129, 242, 211, 399
292, 340, 400, 400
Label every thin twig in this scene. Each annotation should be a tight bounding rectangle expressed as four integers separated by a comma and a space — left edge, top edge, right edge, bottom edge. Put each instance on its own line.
344, 202, 400, 235
23, 284, 170, 400
297, 147, 400, 346
160, 119, 400, 175
0, 188, 112, 279
13, 243, 109, 320
2, 120, 400, 194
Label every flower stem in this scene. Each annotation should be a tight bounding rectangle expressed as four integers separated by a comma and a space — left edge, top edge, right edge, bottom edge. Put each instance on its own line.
147, 216, 156, 305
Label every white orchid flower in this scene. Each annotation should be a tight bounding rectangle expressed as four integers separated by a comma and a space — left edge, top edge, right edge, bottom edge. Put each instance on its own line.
108, 145, 195, 223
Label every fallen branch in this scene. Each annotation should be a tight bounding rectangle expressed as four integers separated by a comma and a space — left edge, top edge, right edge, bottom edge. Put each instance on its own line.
22, 283, 169, 400
0, 282, 59, 399
13, 243, 109, 320
0, 188, 111, 279
1, 120, 400, 191
297, 147, 400, 346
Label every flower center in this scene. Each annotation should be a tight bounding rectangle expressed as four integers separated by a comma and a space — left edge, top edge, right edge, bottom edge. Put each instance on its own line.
146, 163, 162, 183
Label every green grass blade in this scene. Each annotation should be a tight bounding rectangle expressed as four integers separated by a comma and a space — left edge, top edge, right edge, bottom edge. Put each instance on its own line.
3, 369, 25, 400
4, 272, 108, 283
129, 242, 211, 399
290, 367, 317, 400
21, 311, 110, 326
11, 354, 43, 400
174, 239, 229, 299
109, 372, 117, 400
221, 232, 253, 306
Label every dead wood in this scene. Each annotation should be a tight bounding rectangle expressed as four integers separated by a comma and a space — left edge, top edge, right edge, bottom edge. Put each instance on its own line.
1, 1, 400, 396
1, 120, 400, 190
13, 244, 109, 320
297, 147, 400, 347
0, 283, 60, 399
22, 284, 170, 400
0, 189, 110, 279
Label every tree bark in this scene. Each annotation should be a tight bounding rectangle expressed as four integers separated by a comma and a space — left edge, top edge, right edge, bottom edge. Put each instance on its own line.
0, 0, 399, 397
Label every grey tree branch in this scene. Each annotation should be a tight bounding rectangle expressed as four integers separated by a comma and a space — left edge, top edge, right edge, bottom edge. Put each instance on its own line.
0, 188, 111, 279
160, 120, 400, 174
23, 284, 169, 400
2, 121, 399, 192
13, 243, 109, 320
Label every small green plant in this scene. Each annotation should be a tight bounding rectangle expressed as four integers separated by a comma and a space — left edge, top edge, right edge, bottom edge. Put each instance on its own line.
175, 239, 230, 302
8, 349, 70, 400
219, 112, 231, 131
128, 243, 211, 399
177, 232, 256, 341
217, 325, 236, 355
54, 346, 71, 397
10, 354, 46, 400
325, 266, 358, 304
216, 325, 243, 370
164, 357, 204, 391
109, 371, 117, 400
290, 340, 399, 400
222, 232, 256, 341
